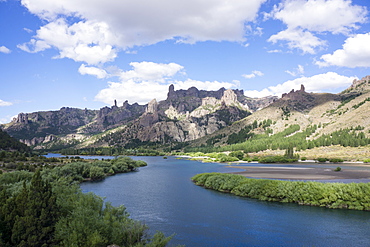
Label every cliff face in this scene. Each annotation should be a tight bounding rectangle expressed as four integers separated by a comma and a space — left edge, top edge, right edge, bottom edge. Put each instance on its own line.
1, 85, 276, 149
94, 87, 252, 147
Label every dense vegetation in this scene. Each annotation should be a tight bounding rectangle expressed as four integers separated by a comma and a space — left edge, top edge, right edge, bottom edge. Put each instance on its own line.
186, 121, 370, 154
0, 129, 30, 153
192, 173, 370, 211
60, 147, 165, 156
0, 157, 172, 246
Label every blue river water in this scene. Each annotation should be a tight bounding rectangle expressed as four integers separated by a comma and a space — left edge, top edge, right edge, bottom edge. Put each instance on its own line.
69, 155, 370, 246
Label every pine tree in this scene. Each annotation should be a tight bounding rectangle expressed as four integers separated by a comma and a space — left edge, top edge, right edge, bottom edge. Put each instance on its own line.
3, 170, 60, 246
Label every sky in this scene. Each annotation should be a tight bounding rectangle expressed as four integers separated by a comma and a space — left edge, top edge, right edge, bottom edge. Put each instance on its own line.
1, 0, 370, 124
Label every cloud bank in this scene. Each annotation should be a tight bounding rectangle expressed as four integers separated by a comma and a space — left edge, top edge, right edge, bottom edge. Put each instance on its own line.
94, 61, 237, 105
0, 99, 12, 107
316, 33, 370, 67
244, 72, 356, 98
19, 0, 267, 64
267, 0, 367, 54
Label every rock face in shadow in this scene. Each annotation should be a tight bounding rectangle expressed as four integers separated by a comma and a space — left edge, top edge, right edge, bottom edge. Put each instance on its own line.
273, 84, 340, 112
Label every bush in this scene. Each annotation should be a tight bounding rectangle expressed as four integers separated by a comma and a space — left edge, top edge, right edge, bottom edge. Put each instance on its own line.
219, 155, 239, 163
301, 157, 307, 161
316, 158, 328, 163
229, 151, 244, 160
259, 156, 298, 163
334, 167, 342, 172
329, 158, 344, 163
192, 173, 370, 211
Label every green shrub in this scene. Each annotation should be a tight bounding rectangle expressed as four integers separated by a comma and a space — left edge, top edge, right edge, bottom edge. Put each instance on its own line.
316, 157, 328, 163
192, 172, 370, 211
334, 167, 342, 172
229, 151, 244, 160
329, 158, 344, 163
219, 155, 239, 163
259, 156, 298, 163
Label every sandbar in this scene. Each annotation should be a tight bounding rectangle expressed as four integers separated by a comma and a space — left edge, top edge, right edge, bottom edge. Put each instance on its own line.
228, 166, 370, 180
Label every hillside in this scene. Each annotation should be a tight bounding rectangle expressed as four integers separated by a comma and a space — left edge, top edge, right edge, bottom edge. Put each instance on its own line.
2, 75, 370, 156
0, 129, 30, 152
187, 76, 370, 159
1, 85, 275, 150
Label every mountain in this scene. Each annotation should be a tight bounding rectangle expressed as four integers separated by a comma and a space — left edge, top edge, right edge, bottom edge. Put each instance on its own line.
3, 75, 370, 154
1, 85, 276, 150
0, 129, 30, 152
189, 75, 370, 151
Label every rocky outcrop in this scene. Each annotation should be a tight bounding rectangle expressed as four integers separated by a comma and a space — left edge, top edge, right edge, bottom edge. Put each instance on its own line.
21, 134, 57, 146
14, 113, 29, 123
246, 96, 278, 111
350, 75, 370, 89
2, 84, 269, 148
140, 99, 159, 127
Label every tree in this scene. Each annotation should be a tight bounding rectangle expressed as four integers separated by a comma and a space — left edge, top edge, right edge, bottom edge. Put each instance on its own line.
284, 145, 294, 159
1, 169, 60, 246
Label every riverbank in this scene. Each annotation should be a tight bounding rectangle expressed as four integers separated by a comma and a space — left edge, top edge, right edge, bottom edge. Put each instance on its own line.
192, 172, 370, 211
228, 166, 370, 180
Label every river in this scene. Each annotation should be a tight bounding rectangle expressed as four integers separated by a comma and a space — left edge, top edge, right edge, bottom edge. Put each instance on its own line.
75, 156, 370, 246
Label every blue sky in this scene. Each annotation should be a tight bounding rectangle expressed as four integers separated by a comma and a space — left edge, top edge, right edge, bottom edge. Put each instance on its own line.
1, 0, 370, 124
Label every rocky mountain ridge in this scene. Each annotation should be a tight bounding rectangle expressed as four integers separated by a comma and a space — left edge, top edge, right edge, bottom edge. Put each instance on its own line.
4, 75, 370, 152
1, 85, 276, 149
190, 75, 370, 148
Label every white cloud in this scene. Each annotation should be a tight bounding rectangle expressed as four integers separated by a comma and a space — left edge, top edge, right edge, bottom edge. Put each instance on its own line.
0, 46, 11, 54
316, 33, 370, 68
268, 28, 326, 54
286, 64, 304, 76
267, 49, 282, 53
24, 28, 33, 33
19, 0, 267, 64
268, 0, 367, 53
78, 64, 108, 79
94, 61, 237, 105
120, 62, 184, 82
174, 79, 236, 92
244, 72, 356, 98
242, 70, 264, 79
0, 99, 12, 106
18, 19, 118, 65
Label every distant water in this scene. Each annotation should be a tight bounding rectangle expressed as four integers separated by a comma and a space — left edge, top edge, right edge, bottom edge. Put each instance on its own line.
75, 156, 370, 247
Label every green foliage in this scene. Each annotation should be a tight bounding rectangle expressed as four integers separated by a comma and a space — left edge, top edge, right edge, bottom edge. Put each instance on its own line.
219, 155, 239, 163
316, 158, 328, 162
281, 106, 291, 119
227, 124, 255, 145
334, 167, 342, 172
229, 151, 244, 160
0, 129, 30, 153
192, 173, 370, 211
41, 156, 146, 183
0, 163, 171, 246
329, 158, 344, 163
188, 122, 370, 156
353, 97, 370, 109
206, 134, 226, 146
338, 94, 358, 108
259, 156, 298, 163
0, 170, 59, 246
60, 146, 165, 156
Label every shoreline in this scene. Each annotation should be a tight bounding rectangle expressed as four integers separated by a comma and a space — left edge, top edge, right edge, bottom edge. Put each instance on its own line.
227, 165, 370, 180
